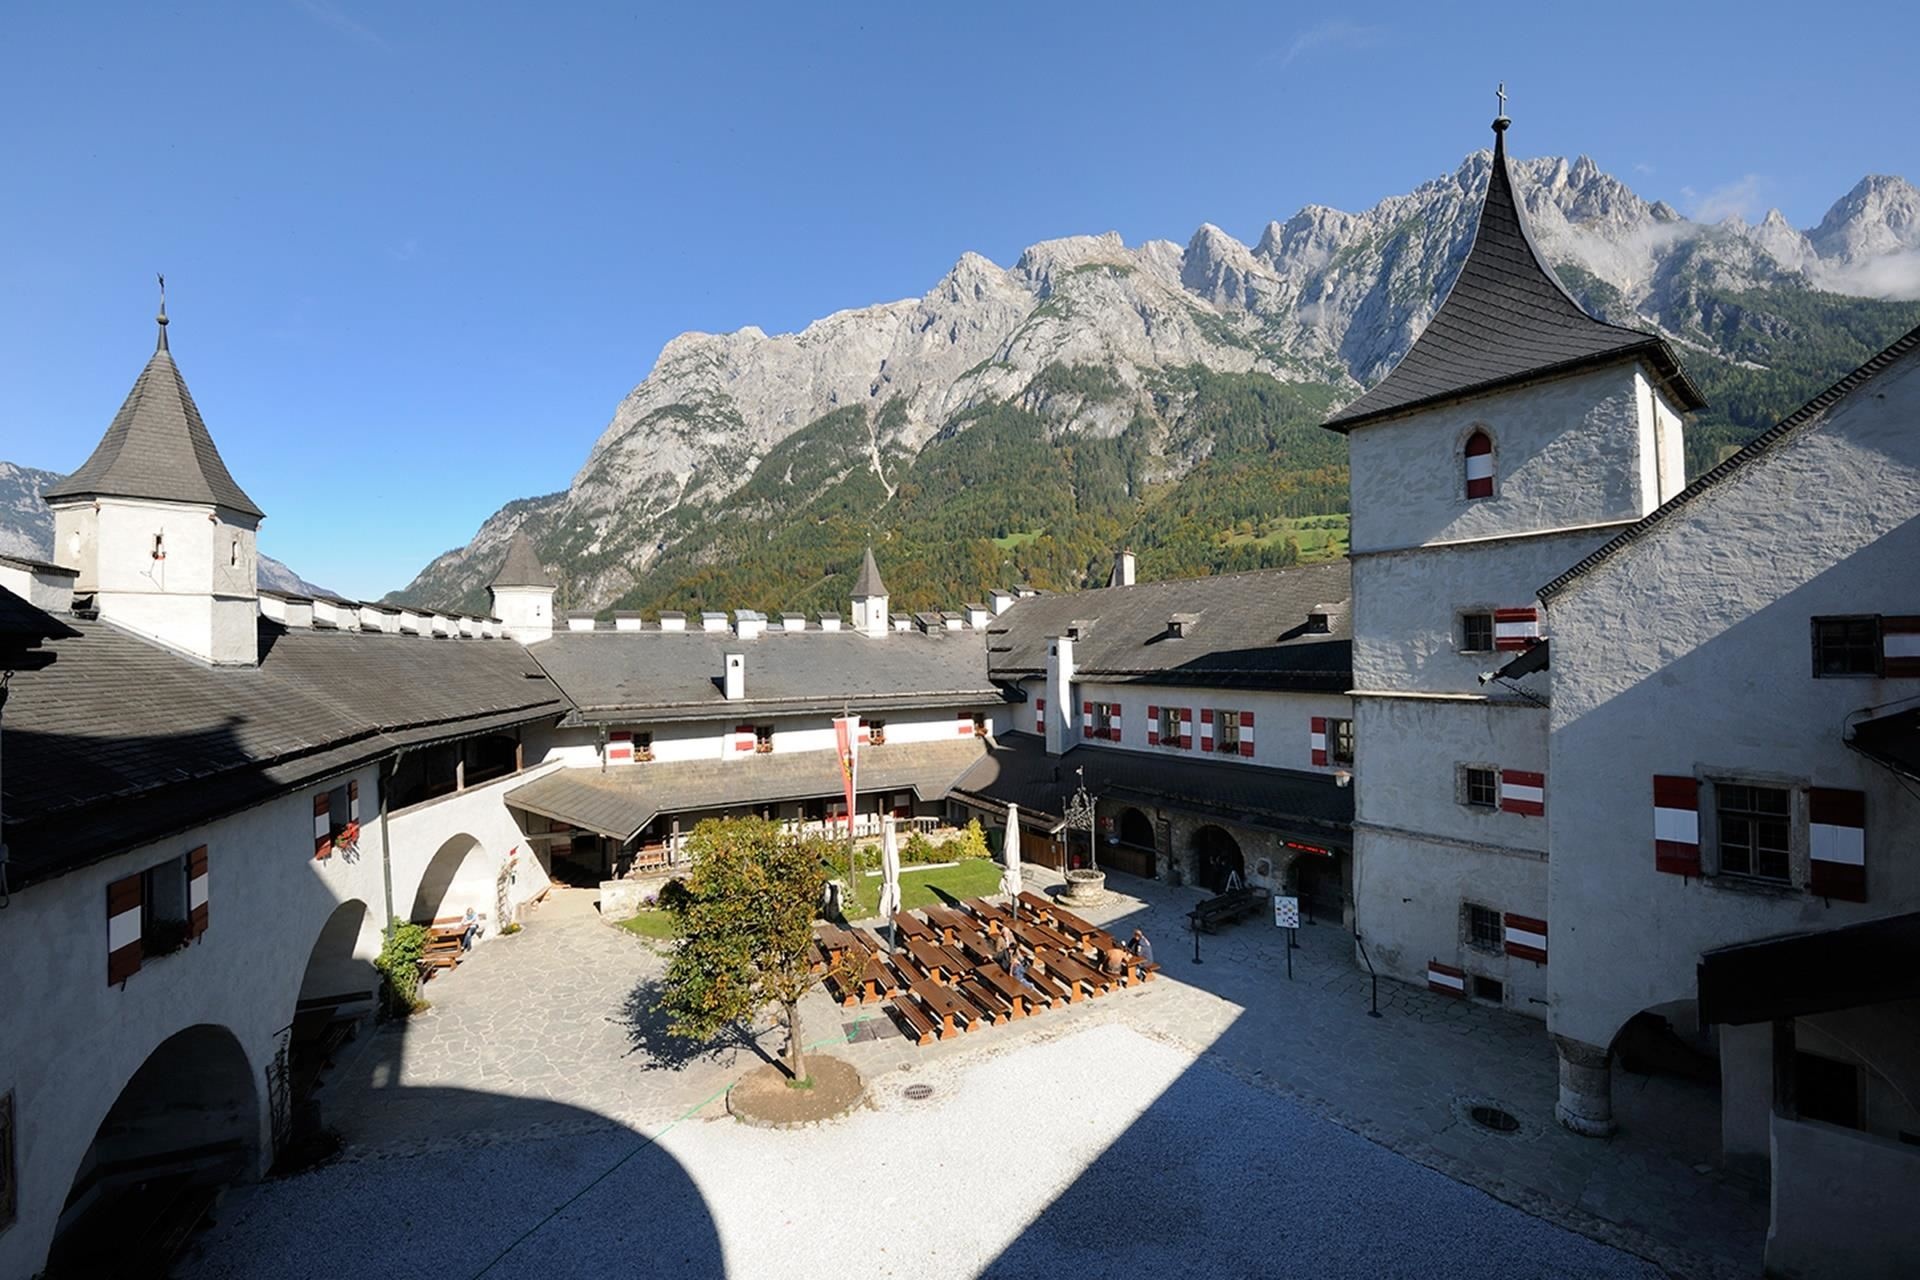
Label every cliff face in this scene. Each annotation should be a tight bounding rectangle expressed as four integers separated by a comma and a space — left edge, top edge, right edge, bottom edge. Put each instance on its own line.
390, 157, 1920, 613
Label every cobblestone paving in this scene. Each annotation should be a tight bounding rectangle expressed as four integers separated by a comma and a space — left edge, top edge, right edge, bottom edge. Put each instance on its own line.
307, 877, 1765, 1278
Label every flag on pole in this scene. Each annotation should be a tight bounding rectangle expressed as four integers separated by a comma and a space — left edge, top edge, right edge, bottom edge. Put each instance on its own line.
833, 714, 860, 838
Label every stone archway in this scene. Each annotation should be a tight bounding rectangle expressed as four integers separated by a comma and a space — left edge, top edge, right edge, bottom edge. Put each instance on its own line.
408, 833, 493, 927
1190, 825, 1244, 894
299, 898, 379, 1006
48, 1024, 258, 1276
1117, 807, 1155, 850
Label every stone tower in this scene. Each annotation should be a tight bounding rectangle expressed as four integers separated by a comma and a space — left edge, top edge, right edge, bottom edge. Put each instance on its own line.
1325, 105, 1703, 1123
488, 529, 557, 644
43, 298, 265, 666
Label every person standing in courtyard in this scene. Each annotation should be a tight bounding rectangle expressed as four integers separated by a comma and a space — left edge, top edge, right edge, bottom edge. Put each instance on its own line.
1131, 929, 1153, 965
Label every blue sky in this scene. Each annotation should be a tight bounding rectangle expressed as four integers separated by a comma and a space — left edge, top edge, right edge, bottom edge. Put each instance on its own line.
3, 1, 1914, 599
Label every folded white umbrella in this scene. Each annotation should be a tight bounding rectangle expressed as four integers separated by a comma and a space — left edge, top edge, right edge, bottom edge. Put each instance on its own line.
1001, 803, 1023, 901
879, 815, 902, 922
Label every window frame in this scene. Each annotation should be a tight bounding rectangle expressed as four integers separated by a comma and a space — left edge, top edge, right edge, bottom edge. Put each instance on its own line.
1471, 974, 1506, 1005
1460, 765, 1499, 811
754, 725, 775, 754
1329, 717, 1355, 766
1465, 902, 1504, 953
1459, 611, 1496, 654
1092, 703, 1115, 737
866, 719, 886, 746
1463, 427, 1496, 501
140, 854, 193, 958
1214, 710, 1241, 754
1158, 705, 1181, 744
1712, 780, 1794, 885
1810, 615, 1882, 678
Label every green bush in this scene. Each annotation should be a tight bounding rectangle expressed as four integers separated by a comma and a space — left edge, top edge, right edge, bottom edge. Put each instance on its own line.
900, 832, 939, 864
953, 819, 990, 861
374, 919, 431, 1018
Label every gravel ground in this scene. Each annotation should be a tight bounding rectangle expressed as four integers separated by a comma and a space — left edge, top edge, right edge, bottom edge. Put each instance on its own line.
180, 1024, 1658, 1280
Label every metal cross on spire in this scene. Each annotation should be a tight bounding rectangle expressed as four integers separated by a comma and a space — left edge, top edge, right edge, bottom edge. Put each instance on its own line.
1496, 82, 1507, 116
155, 272, 170, 350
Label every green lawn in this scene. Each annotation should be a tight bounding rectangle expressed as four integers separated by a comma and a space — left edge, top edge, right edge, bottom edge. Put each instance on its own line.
617, 909, 679, 941
842, 858, 1004, 921
990, 529, 1044, 550
1223, 513, 1350, 560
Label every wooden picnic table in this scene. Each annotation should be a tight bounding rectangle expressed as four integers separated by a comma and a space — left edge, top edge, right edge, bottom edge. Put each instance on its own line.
906, 976, 973, 1037
892, 913, 935, 943
904, 936, 961, 984
963, 897, 1011, 925
976, 962, 1035, 1018
1048, 906, 1119, 953
1040, 948, 1111, 998
1010, 919, 1077, 954
922, 905, 973, 943
1017, 891, 1057, 922
815, 924, 860, 959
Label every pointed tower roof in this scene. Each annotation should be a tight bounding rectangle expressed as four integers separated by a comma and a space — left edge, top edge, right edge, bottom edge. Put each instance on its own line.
491, 528, 556, 589
851, 545, 888, 597
45, 302, 265, 516
1324, 112, 1704, 433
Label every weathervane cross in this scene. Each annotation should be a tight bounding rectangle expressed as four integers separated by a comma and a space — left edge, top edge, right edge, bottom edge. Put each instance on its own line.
1496, 83, 1508, 116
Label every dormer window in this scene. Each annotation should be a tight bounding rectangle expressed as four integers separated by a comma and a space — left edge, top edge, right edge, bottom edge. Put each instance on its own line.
1168, 613, 1198, 639
1465, 430, 1495, 499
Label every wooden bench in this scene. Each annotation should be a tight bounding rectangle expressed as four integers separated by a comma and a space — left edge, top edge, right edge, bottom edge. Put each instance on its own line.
963, 897, 1011, 926
1017, 891, 1057, 922
904, 937, 960, 985
906, 976, 969, 1038
1042, 948, 1111, 998
1189, 887, 1267, 934
975, 962, 1034, 1019
890, 992, 938, 1045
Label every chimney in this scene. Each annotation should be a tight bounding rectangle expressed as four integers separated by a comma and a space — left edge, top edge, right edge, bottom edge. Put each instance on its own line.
398, 607, 428, 635
0, 556, 77, 614
735, 609, 767, 640
1044, 634, 1077, 756
965, 603, 991, 629
700, 611, 728, 633
311, 597, 358, 630
989, 588, 1017, 615
431, 613, 458, 638
659, 610, 687, 632
942, 612, 963, 632
723, 652, 746, 700
359, 602, 399, 633
1110, 549, 1136, 588
891, 612, 910, 632
779, 611, 807, 632
567, 611, 596, 632
614, 611, 644, 632
818, 612, 842, 632
458, 615, 479, 638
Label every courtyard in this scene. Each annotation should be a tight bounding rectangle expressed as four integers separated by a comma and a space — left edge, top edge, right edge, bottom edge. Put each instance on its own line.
177, 873, 1766, 1279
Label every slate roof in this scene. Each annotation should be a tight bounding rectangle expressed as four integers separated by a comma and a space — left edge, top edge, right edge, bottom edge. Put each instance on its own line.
1324, 123, 1704, 433
1540, 321, 1920, 602
43, 319, 264, 517
852, 546, 888, 597
2, 619, 568, 887
505, 738, 987, 840
0, 586, 80, 651
949, 733, 1352, 847
491, 529, 557, 589
986, 561, 1352, 692
530, 629, 1008, 723
1846, 706, 1919, 784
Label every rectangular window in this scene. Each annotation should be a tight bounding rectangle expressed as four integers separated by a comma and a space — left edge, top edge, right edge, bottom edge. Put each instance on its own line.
1467, 903, 1503, 952
634, 731, 654, 762
1715, 783, 1792, 882
1460, 612, 1495, 653
754, 725, 775, 754
1795, 1051, 1862, 1130
141, 855, 192, 958
866, 720, 885, 746
1462, 766, 1498, 810
1472, 974, 1505, 1005
1329, 717, 1355, 765
1215, 710, 1241, 754
1093, 703, 1114, 737
1811, 616, 1881, 677
1158, 706, 1181, 744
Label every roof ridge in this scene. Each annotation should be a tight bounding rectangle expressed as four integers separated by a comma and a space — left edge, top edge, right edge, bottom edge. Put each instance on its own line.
1540, 320, 1920, 601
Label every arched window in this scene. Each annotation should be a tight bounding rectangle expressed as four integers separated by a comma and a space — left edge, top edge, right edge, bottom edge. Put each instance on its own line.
1464, 429, 1494, 499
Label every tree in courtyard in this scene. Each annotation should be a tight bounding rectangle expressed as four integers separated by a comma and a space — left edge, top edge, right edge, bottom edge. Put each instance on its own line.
659, 816, 853, 1083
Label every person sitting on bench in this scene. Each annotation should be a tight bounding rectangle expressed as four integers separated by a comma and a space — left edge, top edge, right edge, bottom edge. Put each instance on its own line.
1131, 929, 1154, 965
1102, 944, 1132, 977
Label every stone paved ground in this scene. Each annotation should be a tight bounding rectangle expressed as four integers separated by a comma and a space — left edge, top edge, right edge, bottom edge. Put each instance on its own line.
234, 876, 1763, 1278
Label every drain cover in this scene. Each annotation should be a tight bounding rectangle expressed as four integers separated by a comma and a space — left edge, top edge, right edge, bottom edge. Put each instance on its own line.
1470, 1105, 1520, 1133
903, 1083, 934, 1101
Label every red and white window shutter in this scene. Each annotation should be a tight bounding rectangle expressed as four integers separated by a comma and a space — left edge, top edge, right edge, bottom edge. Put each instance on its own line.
1883, 617, 1920, 677
733, 725, 756, 753
1808, 787, 1867, 901
957, 713, 974, 737
1503, 912, 1547, 963
187, 845, 209, 938
1499, 769, 1545, 816
1147, 705, 1160, 746
1494, 607, 1540, 650
1034, 697, 1046, 734
1238, 711, 1255, 758
1107, 704, 1120, 742
313, 792, 333, 860
1199, 708, 1215, 753
1310, 716, 1328, 766
1179, 707, 1193, 750
107, 873, 143, 985
1652, 775, 1700, 876
608, 731, 634, 764
1427, 961, 1466, 997
1083, 700, 1095, 739
1464, 430, 1494, 499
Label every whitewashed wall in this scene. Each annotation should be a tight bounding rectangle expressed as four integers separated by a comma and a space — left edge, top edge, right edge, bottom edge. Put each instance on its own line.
530, 703, 1004, 770
1066, 680, 1354, 774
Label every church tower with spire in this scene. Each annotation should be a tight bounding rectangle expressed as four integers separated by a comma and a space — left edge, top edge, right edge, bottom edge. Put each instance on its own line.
488, 528, 558, 644
849, 546, 890, 638
43, 288, 266, 666
1326, 96, 1703, 1104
